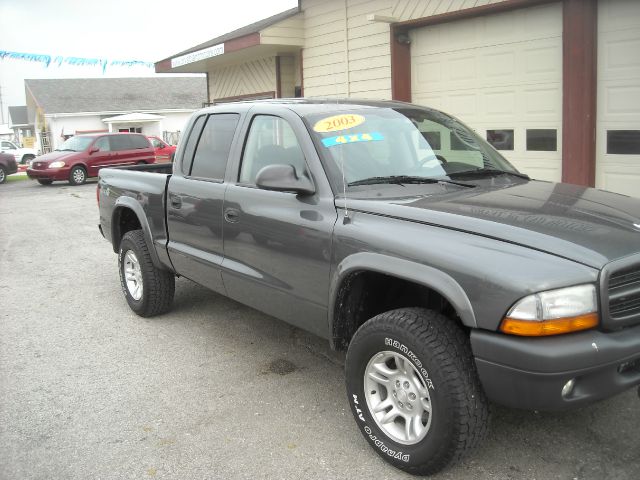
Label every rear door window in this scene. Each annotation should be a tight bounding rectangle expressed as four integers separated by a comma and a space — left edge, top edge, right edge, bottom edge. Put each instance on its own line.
189, 114, 239, 180
181, 115, 206, 175
110, 135, 134, 151
130, 135, 151, 149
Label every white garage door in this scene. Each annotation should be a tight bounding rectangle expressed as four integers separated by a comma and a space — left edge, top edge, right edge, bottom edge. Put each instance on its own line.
596, 0, 640, 197
410, 3, 562, 181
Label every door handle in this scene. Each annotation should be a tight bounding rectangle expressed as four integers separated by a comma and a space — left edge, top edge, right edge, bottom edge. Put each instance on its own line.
170, 195, 182, 209
224, 208, 240, 223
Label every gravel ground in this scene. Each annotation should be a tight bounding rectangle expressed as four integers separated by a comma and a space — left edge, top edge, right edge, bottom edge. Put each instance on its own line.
1, 179, 639, 480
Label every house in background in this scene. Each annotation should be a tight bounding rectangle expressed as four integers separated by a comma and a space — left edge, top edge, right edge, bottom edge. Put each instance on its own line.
25, 77, 206, 152
8, 106, 36, 148
156, 0, 640, 198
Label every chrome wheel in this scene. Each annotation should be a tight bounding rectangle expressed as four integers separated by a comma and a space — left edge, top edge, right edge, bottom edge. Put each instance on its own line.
123, 250, 143, 300
72, 167, 86, 184
364, 350, 433, 445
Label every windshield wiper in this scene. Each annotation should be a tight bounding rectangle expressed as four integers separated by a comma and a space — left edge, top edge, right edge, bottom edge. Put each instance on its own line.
448, 168, 530, 180
348, 175, 474, 188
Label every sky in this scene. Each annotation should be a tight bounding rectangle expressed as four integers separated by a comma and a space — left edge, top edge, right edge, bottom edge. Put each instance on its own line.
0, 0, 298, 124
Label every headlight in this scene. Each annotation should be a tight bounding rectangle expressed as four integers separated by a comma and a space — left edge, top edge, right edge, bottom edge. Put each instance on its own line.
500, 284, 598, 336
49, 161, 66, 168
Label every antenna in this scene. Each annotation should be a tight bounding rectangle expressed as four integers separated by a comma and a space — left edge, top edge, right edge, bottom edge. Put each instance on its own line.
340, 149, 350, 224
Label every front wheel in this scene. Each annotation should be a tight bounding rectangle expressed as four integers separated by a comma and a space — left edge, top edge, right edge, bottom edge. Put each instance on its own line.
345, 308, 489, 475
0, 166, 7, 184
118, 229, 175, 317
69, 165, 87, 185
21, 154, 35, 165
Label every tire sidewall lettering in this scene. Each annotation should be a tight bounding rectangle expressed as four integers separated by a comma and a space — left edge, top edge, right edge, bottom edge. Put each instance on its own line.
384, 337, 435, 390
351, 393, 411, 463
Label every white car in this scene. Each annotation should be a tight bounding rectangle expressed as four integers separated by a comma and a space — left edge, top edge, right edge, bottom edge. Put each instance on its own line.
0, 140, 38, 165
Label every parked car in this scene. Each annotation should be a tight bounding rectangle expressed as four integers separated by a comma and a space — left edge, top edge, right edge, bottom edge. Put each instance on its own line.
27, 133, 156, 185
0, 152, 18, 184
0, 140, 38, 165
98, 100, 640, 476
148, 136, 176, 163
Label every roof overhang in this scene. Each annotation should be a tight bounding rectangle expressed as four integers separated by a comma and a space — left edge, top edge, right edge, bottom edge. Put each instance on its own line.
155, 9, 303, 74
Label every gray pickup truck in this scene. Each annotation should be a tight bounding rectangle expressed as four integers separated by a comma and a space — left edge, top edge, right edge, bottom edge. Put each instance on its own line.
98, 99, 640, 475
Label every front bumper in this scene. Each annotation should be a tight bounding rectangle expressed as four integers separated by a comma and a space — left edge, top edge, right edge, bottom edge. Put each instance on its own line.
27, 167, 70, 181
471, 324, 640, 411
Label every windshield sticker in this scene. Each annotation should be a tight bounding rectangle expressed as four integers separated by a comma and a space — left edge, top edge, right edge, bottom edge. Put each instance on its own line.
313, 114, 366, 133
321, 132, 384, 147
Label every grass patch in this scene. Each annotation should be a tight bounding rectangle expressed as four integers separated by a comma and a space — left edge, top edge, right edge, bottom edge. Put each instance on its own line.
6, 174, 30, 183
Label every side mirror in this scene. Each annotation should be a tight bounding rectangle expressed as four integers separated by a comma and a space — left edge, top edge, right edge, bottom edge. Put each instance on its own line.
255, 164, 315, 195
89, 147, 99, 154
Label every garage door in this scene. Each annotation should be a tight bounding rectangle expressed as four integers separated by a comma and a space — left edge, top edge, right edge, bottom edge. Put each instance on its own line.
410, 3, 562, 181
595, 0, 640, 197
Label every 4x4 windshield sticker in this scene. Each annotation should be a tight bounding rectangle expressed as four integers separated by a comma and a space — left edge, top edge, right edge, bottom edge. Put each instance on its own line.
321, 132, 384, 147
313, 114, 366, 133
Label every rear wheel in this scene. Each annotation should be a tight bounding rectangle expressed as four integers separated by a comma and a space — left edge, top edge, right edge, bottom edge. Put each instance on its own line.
118, 229, 175, 317
345, 308, 489, 475
0, 166, 6, 184
37, 179, 53, 185
69, 165, 87, 185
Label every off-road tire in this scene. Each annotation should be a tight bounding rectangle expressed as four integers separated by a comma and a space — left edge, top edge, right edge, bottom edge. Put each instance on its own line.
118, 229, 175, 317
345, 308, 489, 475
37, 179, 53, 185
69, 165, 87, 185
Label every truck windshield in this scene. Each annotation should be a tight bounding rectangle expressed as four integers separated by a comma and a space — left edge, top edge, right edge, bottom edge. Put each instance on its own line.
56, 136, 95, 152
305, 107, 523, 189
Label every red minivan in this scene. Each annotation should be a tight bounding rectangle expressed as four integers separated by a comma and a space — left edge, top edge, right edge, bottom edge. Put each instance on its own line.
27, 133, 156, 185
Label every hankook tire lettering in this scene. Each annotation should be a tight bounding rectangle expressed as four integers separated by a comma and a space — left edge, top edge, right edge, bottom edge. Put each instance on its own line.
385, 337, 435, 390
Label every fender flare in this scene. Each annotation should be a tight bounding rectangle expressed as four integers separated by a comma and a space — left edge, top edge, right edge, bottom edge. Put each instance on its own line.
329, 252, 477, 345
111, 196, 163, 269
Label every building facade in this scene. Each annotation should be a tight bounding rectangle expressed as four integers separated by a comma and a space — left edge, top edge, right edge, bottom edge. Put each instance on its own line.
156, 0, 640, 197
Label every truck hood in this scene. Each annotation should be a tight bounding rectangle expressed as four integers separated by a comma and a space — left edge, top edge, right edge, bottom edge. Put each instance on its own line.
341, 180, 640, 268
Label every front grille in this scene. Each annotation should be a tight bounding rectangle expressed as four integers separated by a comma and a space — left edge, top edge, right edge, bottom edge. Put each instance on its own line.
607, 265, 640, 326
32, 162, 47, 170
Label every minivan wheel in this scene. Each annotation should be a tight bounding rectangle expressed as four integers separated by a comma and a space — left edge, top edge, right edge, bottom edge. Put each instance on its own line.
69, 166, 87, 185
345, 308, 489, 476
0, 166, 6, 184
118, 229, 175, 317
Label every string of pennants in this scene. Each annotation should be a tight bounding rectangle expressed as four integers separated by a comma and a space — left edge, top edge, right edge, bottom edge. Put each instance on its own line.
0, 50, 155, 73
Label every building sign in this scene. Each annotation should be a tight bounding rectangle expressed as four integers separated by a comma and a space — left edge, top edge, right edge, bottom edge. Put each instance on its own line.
171, 43, 224, 68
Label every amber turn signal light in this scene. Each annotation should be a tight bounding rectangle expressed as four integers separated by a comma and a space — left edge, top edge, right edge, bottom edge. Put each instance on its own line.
499, 312, 599, 336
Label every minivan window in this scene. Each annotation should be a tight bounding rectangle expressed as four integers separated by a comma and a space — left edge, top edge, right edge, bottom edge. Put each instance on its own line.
130, 135, 151, 149
94, 137, 110, 152
190, 114, 239, 180
110, 135, 134, 151
56, 136, 94, 152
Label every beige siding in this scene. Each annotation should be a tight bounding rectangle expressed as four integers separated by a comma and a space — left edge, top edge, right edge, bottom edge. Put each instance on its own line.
261, 13, 305, 46
279, 55, 297, 97
209, 57, 277, 101
301, 0, 507, 99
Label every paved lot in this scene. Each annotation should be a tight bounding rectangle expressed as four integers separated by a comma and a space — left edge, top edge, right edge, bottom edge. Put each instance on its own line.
1, 179, 639, 480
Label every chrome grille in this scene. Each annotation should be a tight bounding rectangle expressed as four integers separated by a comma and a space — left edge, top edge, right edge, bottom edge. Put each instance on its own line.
32, 162, 48, 170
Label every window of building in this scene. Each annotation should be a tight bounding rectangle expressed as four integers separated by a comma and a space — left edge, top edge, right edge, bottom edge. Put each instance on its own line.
607, 130, 640, 155
486, 130, 514, 150
526, 129, 557, 151
189, 114, 239, 180
239, 115, 308, 184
